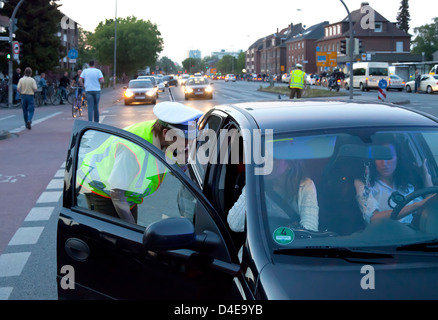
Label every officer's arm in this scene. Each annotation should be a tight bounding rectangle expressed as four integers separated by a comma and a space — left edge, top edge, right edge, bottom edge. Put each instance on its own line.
108, 144, 140, 224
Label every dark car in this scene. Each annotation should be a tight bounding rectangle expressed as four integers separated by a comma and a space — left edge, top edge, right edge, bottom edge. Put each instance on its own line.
163, 75, 178, 87
184, 77, 213, 100
57, 100, 438, 300
123, 79, 156, 105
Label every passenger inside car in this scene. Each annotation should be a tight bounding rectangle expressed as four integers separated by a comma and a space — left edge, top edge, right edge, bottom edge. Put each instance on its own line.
228, 158, 319, 233
354, 136, 435, 225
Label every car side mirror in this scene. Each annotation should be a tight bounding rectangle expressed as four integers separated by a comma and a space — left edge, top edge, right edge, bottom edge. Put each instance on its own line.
143, 217, 222, 252
123, 86, 127, 90
143, 218, 196, 251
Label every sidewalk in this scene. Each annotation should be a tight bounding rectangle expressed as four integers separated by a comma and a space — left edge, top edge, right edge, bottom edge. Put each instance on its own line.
0, 84, 124, 141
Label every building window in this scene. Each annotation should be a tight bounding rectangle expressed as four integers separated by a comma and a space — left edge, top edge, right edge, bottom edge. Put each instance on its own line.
375, 22, 382, 32
396, 41, 403, 52
337, 25, 341, 34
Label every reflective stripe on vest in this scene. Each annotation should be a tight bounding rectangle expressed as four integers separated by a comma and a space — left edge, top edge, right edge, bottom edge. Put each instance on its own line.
290, 70, 305, 89
78, 120, 166, 204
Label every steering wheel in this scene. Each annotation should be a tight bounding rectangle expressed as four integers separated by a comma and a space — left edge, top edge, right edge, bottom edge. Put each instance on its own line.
390, 187, 438, 220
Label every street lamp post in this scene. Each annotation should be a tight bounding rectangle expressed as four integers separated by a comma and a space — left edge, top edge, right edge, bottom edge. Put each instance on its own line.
113, 0, 117, 89
8, 0, 25, 107
340, 0, 354, 100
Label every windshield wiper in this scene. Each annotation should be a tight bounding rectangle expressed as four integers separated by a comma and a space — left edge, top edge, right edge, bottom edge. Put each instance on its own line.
397, 239, 438, 252
274, 246, 393, 263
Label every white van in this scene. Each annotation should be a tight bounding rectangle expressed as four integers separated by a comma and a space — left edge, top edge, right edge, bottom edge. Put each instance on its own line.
350, 62, 390, 91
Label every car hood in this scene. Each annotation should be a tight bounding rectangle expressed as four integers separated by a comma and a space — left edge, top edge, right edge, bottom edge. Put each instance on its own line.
127, 88, 154, 92
259, 258, 438, 299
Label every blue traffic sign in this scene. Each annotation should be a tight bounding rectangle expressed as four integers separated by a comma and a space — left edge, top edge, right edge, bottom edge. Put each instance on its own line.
378, 79, 388, 89
68, 49, 78, 60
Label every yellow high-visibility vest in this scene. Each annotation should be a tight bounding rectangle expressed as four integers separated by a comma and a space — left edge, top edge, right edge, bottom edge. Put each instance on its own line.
78, 120, 166, 204
290, 70, 306, 89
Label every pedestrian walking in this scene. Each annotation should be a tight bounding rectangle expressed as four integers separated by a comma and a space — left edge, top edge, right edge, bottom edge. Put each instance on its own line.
414, 70, 421, 93
17, 67, 38, 130
13, 67, 21, 103
289, 64, 307, 99
79, 61, 104, 123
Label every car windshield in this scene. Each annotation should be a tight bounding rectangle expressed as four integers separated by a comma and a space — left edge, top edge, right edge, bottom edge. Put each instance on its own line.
187, 78, 208, 85
260, 128, 438, 252
129, 81, 153, 88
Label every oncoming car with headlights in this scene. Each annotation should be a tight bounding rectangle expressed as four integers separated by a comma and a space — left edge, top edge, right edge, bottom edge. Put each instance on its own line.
124, 79, 157, 105
184, 77, 213, 100
57, 100, 438, 300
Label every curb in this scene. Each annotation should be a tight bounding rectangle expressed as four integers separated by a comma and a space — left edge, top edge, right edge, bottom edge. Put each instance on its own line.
0, 130, 18, 141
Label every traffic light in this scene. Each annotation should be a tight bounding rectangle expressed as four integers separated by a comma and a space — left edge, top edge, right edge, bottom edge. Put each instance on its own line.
340, 39, 347, 55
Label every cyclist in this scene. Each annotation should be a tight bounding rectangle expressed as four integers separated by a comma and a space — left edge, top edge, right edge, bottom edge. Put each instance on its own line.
71, 69, 86, 106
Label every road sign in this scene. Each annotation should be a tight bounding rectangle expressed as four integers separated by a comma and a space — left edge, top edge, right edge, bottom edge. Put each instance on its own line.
378, 88, 386, 101
316, 52, 327, 67
327, 52, 337, 67
0, 36, 9, 41
378, 79, 388, 89
68, 49, 78, 60
12, 41, 20, 54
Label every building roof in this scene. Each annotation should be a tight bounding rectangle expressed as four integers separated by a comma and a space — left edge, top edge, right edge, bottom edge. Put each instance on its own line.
285, 21, 329, 43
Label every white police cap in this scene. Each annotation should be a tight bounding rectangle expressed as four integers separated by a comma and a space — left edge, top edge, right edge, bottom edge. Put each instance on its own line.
153, 102, 203, 138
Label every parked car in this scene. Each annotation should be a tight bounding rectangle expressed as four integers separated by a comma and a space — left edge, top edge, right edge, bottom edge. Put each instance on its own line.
184, 77, 213, 100
225, 74, 236, 82
123, 79, 156, 105
58, 100, 438, 300
387, 74, 405, 91
405, 74, 438, 94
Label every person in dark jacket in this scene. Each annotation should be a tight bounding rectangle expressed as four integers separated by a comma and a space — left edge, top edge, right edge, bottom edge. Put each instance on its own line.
59, 72, 70, 104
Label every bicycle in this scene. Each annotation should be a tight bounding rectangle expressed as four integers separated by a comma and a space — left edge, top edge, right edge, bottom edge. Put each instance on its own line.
71, 86, 86, 118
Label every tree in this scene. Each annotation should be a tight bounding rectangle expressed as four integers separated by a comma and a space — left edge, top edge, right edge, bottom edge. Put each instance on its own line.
396, 0, 411, 33
88, 16, 163, 77
216, 55, 236, 74
157, 56, 177, 74
411, 17, 438, 61
77, 27, 96, 69
0, 0, 63, 73
182, 57, 201, 73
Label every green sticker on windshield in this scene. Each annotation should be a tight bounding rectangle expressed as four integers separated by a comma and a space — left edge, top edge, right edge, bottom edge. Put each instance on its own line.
273, 227, 295, 245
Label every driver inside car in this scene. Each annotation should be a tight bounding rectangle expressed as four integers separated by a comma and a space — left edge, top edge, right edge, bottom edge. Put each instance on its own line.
354, 138, 436, 225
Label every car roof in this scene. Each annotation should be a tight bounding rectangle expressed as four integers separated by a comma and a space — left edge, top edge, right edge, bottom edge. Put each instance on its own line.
215, 100, 438, 133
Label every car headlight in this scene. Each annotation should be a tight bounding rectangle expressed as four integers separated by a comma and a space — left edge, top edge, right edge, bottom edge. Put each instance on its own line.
124, 90, 134, 98
205, 86, 213, 93
146, 91, 155, 97
185, 88, 194, 94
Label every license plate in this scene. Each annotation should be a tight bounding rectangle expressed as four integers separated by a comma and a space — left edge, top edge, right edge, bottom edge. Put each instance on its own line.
135, 96, 145, 99
195, 91, 203, 95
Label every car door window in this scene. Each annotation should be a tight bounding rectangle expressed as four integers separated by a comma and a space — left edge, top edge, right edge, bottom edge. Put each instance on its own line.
75, 130, 197, 227
193, 114, 223, 184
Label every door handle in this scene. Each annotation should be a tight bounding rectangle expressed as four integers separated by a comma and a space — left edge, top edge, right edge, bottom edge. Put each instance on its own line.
65, 238, 90, 262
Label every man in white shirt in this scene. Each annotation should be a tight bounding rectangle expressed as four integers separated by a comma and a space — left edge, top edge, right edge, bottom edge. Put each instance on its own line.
79, 60, 104, 122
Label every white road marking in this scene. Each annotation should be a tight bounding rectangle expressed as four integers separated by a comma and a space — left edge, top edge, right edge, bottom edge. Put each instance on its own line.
8, 227, 44, 246
36, 191, 62, 204
25, 207, 55, 222
0, 252, 31, 277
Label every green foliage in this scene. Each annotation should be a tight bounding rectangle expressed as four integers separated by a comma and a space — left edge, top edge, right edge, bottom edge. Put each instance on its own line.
216, 55, 236, 74
88, 16, 163, 77
157, 56, 178, 74
0, 0, 63, 73
396, 0, 411, 33
411, 17, 438, 61
182, 57, 202, 73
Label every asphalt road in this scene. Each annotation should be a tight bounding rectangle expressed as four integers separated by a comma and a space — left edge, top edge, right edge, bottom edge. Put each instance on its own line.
0, 80, 436, 300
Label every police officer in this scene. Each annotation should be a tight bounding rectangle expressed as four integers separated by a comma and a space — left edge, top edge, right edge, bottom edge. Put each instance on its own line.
289, 64, 307, 99
78, 102, 203, 224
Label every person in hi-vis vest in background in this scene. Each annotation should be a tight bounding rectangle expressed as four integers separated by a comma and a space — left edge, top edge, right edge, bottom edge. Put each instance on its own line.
78, 102, 203, 224
289, 64, 307, 99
